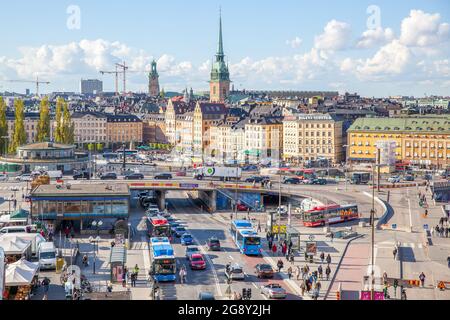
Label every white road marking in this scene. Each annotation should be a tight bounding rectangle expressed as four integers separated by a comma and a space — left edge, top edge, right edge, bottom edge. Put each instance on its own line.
407, 189, 413, 232
228, 255, 234, 260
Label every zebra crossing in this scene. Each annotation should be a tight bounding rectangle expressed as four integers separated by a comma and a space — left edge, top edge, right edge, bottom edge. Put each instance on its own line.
375, 241, 424, 249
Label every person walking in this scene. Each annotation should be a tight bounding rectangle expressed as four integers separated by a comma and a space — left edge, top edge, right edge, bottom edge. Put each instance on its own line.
122, 267, 128, 287
281, 243, 287, 257
326, 254, 332, 265
393, 247, 398, 260
130, 272, 136, 287
325, 265, 331, 281
419, 272, 426, 287
318, 265, 323, 280
287, 266, 293, 280
272, 243, 277, 255
268, 238, 273, 250
320, 252, 325, 264
296, 265, 301, 280
277, 259, 284, 273
330, 232, 334, 243
288, 240, 293, 253
41, 277, 50, 299
300, 281, 306, 296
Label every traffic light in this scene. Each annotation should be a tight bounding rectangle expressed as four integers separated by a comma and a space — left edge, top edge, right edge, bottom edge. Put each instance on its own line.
247, 288, 252, 300
242, 288, 247, 300
393, 279, 398, 288
336, 291, 340, 300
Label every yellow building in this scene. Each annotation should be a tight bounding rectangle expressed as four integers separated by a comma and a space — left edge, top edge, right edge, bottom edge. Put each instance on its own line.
283, 113, 345, 164
347, 116, 450, 168
244, 117, 283, 163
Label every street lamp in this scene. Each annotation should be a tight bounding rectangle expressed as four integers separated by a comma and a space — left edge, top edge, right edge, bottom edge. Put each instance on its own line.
127, 222, 131, 249
88, 234, 101, 274
342, 145, 349, 191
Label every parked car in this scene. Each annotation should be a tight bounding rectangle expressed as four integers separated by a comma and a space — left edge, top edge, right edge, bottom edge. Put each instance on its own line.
176, 171, 187, 177
283, 177, 301, 184
174, 226, 187, 237
255, 264, 274, 278
0, 174, 8, 182
207, 237, 221, 251
15, 174, 32, 182
198, 292, 215, 300
245, 176, 264, 183
236, 203, 249, 211
180, 233, 194, 246
404, 174, 415, 181
124, 173, 144, 180
260, 283, 287, 299
185, 246, 200, 260
154, 173, 173, 180
73, 171, 92, 180
225, 263, 245, 280
189, 254, 206, 270
100, 172, 117, 180
388, 176, 401, 183
242, 165, 258, 171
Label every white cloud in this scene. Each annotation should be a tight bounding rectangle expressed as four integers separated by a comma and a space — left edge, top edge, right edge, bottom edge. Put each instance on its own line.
433, 59, 450, 77
314, 20, 352, 51
356, 27, 395, 48
286, 37, 302, 49
400, 10, 450, 47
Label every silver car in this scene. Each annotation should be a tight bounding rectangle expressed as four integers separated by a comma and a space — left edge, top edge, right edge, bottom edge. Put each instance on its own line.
261, 283, 287, 299
225, 264, 245, 281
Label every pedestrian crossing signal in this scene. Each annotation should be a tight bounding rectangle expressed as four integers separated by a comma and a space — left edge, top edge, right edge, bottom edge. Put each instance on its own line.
336, 291, 340, 300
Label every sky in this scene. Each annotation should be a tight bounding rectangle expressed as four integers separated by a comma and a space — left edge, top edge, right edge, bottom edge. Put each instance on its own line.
0, 0, 449, 97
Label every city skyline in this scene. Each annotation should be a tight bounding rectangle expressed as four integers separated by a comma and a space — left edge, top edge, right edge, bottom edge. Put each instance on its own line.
0, 0, 449, 97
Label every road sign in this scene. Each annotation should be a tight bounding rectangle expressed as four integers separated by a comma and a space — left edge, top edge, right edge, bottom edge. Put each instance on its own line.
423, 224, 429, 230
271, 225, 287, 234
306, 241, 317, 255
391, 224, 397, 229
309, 235, 315, 241
386, 277, 420, 288
437, 281, 446, 290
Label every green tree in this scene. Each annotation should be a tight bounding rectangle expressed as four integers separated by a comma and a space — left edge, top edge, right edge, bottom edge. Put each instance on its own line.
61, 101, 74, 144
96, 143, 103, 152
87, 143, 94, 151
0, 97, 8, 155
9, 99, 27, 153
54, 97, 64, 143
160, 88, 165, 99
37, 97, 51, 142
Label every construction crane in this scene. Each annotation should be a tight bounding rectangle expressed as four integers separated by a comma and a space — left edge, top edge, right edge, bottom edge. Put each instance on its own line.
99, 65, 122, 96
115, 61, 129, 94
5, 76, 50, 96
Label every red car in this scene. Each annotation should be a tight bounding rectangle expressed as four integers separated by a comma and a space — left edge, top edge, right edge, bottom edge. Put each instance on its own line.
237, 204, 248, 211
176, 171, 187, 176
189, 254, 206, 270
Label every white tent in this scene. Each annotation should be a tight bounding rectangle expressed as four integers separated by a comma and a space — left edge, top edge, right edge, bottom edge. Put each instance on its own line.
5, 259, 39, 286
0, 238, 31, 255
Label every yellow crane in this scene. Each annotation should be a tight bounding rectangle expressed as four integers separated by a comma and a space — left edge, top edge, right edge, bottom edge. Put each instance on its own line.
5, 76, 50, 97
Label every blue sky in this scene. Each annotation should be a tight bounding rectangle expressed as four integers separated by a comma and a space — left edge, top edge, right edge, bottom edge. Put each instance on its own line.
1, 0, 449, 96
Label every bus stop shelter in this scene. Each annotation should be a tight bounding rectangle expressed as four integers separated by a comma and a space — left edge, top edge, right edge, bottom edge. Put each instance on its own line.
109, 246, 127, 283
286, 226, 300, 251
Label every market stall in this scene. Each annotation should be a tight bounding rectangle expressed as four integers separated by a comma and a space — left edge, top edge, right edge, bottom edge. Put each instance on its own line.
4, 259, 39, 300
0, 237, 32, 263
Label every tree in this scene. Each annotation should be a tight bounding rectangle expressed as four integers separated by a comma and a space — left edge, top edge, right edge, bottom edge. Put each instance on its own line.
0, 97, 8, 155
96, 143, 103, 152
87, 143, 94, 151
9, 99, 27, 153
37, 97, 51, 142
160, 88, 165, 99
54, 97, 64, 143
61, 101, 75, 144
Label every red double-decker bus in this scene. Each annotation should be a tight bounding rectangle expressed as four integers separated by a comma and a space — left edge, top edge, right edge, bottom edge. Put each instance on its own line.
302, 204, 359, 227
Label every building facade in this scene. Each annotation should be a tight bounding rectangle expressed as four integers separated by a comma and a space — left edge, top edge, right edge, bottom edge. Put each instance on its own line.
6, 112, 51, 145
165, 99, 194, 145
283, 113, 345, 164
143, 113, 167, 143
106, 114, 143, 147
148, 60, 160, 97
209, 13, 230, 103
80, 79, 103, 95
244, 117, 283, 163
72, 112, 107, 146
347, 116, 450, 168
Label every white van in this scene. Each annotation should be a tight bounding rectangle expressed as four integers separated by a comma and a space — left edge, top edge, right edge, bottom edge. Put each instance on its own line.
38, 242, 57, 270
0, 226, 28, 234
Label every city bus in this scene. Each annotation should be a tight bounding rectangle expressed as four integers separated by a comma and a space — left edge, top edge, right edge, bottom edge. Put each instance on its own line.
146, 216, 171, 239
230, 220, 262, 255
149, 237, 177, 282
302, 204, 359, 227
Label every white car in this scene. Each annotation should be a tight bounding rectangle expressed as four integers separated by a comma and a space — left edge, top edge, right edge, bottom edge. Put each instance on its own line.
0, 174, 8, 182
388, 176, 401, 183
15, 174, 32, 182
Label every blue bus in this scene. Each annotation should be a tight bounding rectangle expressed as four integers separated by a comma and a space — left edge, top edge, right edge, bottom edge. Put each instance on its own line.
230, 220, 262, 255
149, 238, 177, 282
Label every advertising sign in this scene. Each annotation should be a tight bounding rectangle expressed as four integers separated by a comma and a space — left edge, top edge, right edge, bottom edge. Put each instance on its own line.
360, 291, 384, 300
306, 241, 317, 255
272, 225, 287, 234
180, 183, 199, 189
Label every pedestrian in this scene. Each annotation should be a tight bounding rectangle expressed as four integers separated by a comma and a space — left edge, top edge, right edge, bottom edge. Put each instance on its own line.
107, 282, 113, 293
277, 259, 284, 273
326, 254, 332, 265
419, 272, 426, 287
268, 239, 273, 250
287, 266, 293, 279
424, 209, 428, 217
318, 265, 323, 280
325, 265, 331, 281
64, 226, 70, 239
41, 277, 50, 298
330, 232, 334, 243
272, 243, 277, 255
300, 281, 306, 296
257, 222, 261, 233
122, 267, 128, 287
133, 264, 140, 276
296, 265, 301, 280
382, 271, 388, 284
289, 252, 295, 265
320, 252, 325, 264
430, 227, 434, 237
282, 243, 287, 257
130, 273, 136, 287
393, 247, 398, 260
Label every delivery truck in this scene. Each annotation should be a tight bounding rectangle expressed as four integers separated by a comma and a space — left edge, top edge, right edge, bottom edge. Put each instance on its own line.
193, 166, 241, 181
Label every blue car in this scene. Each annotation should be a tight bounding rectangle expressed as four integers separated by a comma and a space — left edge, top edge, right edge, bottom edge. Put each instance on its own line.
181, 233, 194, 245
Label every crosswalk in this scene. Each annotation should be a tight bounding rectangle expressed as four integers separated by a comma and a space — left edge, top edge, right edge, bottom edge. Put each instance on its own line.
375, 241, 423, 249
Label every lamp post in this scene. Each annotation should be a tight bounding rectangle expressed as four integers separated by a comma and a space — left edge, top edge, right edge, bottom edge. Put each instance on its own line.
127, 222, 131, 249
122, 143, 126, 172
233, 149, 238, 220
90, 220, 103, 274
342, 145, 349, 191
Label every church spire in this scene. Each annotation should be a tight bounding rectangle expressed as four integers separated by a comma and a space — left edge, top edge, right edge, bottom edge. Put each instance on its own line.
216, 8, 224, 61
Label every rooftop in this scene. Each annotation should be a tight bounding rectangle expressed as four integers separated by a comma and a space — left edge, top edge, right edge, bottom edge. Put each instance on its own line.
348, 116, 450, 133
19, 142, 74, 151
31, 183, 130, 197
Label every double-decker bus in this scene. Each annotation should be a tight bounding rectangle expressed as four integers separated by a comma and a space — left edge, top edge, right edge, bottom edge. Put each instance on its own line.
230, 220, 262, 255
302, 204, 359, 227
146, 216, 171, 239
149, 237, 176, 282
